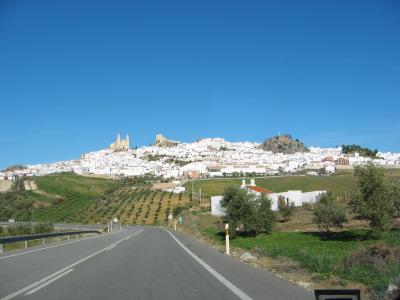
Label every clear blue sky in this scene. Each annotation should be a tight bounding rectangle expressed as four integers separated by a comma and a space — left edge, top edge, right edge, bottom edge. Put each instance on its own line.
1, 0, 399, 168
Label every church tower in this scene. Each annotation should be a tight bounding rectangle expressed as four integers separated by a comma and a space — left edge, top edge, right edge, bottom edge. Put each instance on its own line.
125, 134, 130, 149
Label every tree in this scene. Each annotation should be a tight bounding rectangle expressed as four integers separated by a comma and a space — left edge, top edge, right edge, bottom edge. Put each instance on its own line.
254, 194, 277, 234
349, 163, 395, 230
313, 192, 347, 233
221, 186, 277, 236
221, 186, 255, 235
277, 196, 295, 222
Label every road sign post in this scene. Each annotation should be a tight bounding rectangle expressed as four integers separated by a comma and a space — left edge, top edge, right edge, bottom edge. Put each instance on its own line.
225, 223, 230, 255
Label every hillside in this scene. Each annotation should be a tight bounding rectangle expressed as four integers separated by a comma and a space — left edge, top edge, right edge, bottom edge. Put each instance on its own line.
0, 173, 191, 225
82, 186, 190, 225
0, 173, 121, 222
261, 134, 308, 154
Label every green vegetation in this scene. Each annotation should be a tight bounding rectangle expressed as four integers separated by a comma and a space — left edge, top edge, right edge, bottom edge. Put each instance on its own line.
350, 164, 399, 230
221, 186, 276, 235
2, 164, 27, 172
200, 225, 400, 294
0, 222, 54, 236
185, 169, 400, 200
81, 185, 190, 225
0, 173, 121, 222
185, 167, 400, 295
342, 144, 378, 158
313, 192, 347, 233
277, 197, 295, 222
185, 175, 358, 198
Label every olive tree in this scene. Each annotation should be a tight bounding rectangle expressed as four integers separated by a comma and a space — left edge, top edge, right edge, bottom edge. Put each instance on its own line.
313, 192, 347, 233
349, 163, 396, 230
221, 186, 276, 236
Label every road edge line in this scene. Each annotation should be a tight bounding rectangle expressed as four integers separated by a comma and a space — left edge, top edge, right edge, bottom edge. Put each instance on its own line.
163, 228, 253, 300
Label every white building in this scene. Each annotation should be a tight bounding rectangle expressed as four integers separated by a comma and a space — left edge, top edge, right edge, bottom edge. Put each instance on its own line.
210, 179, 326, 215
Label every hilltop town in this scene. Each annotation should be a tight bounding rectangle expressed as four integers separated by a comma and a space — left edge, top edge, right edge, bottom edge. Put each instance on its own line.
1, 133, 400, 180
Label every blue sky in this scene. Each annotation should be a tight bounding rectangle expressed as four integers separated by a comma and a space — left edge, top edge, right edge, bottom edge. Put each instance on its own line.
0, 0, 399, 168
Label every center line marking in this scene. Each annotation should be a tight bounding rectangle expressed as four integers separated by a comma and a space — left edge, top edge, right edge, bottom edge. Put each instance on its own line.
24, 269, 74, 295
0, 230, 143, 300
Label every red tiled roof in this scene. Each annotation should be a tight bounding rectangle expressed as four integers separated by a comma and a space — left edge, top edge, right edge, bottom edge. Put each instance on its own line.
247, 186, 274, 194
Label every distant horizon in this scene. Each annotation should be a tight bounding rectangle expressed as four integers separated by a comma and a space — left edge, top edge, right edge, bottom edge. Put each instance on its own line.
1, 132, 397, 169
1, 1, 399, 168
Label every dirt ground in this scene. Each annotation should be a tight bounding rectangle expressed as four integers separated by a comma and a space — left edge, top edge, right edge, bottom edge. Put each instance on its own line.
0, 180, 13, 192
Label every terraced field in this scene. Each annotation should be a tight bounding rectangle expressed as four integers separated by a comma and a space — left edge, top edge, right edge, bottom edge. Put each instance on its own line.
82, 186, 190, 225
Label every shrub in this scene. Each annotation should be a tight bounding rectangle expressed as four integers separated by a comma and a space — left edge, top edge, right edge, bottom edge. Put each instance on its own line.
173, 206, 185, 217
278, 196, 295, 222
313, 192, 347, 233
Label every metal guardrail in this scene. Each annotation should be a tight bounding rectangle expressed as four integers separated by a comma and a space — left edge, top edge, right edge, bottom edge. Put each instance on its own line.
0, 230, 102, 253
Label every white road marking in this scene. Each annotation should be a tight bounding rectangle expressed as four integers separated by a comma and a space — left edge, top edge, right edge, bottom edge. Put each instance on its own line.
164, 229, 253, 300
0, 230, 143, 300
106, 245, 116, 251
24, 269, 74, 295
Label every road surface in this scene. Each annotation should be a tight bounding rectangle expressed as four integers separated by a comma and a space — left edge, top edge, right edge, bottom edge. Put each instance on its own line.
0, 227, 313, 300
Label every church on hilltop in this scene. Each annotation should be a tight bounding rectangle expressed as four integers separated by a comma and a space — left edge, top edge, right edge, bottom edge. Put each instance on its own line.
109, 133, 130, 150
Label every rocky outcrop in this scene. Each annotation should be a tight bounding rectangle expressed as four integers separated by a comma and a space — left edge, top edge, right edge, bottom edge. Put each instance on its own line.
261, 134, 308, 154
153, 134, 179, 147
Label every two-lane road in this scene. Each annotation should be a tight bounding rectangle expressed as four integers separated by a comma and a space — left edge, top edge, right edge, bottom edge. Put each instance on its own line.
0, 227, 312, 300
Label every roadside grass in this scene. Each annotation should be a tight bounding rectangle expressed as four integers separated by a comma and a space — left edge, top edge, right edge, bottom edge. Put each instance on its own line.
199, 225, 400, 293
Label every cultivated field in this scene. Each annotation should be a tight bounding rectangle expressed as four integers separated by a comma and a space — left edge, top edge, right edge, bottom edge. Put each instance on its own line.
82, 186, 190, 225
185, 169, 400, 199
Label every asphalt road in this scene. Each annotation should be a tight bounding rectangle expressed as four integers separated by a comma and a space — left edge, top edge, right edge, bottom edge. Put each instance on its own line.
0, 227, 313, 300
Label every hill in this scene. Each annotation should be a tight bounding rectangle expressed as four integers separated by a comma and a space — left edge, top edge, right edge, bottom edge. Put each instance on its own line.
261, 134, 308, 154
341, 144, 378, 158
0, 173, 191, 225
0, 173, 121, 222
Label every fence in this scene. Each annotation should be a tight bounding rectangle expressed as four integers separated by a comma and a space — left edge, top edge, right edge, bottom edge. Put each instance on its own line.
0, 230, 102, 253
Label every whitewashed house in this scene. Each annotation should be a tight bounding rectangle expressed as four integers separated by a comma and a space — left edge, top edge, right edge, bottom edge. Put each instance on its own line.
210, 179, 326, 215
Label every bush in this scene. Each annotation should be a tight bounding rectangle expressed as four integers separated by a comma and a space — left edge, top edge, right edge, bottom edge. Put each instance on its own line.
278, 196, 295, 222
173, 206, 185, 217
313, 192, 347, 233
34, 223, 54, 234
7, 223, 32, 236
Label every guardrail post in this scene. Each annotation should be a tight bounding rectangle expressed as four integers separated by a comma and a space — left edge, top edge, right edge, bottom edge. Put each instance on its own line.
67, 235, 70, 241
0, 244, 3, 253
42, 238, 45, 245
24, 240, 28, 249
76, 234, 79, 239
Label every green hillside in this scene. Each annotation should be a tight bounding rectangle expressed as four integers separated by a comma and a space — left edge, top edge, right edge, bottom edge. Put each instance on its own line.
32, 173, 122, 222
0, 173, 121, 222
